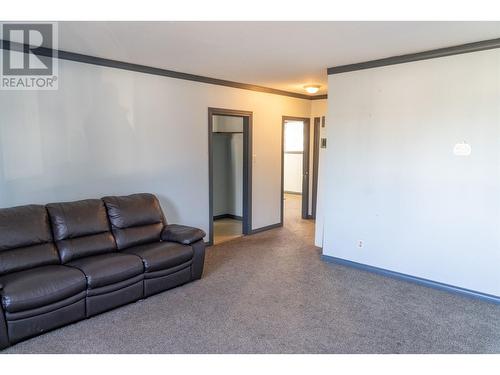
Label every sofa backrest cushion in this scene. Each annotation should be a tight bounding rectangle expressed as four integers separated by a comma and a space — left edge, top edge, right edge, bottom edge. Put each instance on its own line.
46, 199, 117, 263
102, 193, 165, 249
0, 205, 60, 275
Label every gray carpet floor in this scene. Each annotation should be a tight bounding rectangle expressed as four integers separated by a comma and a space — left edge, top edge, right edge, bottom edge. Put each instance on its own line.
3, 194, 500, 353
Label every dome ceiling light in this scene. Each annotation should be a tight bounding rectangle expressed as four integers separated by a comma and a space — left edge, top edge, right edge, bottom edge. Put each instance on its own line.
304, 85, 321, 94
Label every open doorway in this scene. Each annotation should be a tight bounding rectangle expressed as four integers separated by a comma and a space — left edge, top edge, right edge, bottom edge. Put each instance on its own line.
208, 108, 252, 245
281, 116, 311, 223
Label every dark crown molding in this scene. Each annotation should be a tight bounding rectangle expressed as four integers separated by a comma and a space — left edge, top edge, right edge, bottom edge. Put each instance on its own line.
328, 37, 500, 75
310, 94, 328, 100
0, 40, 327, 101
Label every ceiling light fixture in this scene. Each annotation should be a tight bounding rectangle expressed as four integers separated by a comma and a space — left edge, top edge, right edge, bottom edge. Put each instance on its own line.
304, 85, 321, 94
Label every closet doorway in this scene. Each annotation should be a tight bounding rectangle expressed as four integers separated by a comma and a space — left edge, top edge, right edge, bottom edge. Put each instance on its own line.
208, 108, 252, 245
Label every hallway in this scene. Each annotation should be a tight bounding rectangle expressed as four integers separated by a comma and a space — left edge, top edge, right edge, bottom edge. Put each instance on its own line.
283, 192, 315, 235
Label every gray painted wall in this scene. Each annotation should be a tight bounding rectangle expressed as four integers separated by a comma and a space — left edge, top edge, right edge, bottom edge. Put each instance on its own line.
319, 48, 500, 296
0, 57, 314, 234
212, 116, 243, 217
213, 133, 231, 216
229, 133, 243, 216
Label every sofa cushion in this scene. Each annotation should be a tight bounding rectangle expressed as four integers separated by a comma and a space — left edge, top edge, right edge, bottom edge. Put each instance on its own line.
67, 253, 144, 289
0, 205, 59, 275
123, 242, 193, 273
102, 193, 166, 249
46, 199, 117, 263
0, 265, 86, 313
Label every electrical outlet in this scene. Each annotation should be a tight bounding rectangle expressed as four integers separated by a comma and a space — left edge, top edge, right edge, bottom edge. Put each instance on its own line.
358, 240, 364, 248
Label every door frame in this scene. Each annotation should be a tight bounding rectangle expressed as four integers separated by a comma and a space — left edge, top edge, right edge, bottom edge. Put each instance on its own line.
281, 116, 311, 222
311, 117, 321, 219
208, 107, 253, 245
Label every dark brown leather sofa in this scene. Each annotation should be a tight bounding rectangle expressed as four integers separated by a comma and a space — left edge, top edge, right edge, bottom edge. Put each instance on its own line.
0, 193, 206, 350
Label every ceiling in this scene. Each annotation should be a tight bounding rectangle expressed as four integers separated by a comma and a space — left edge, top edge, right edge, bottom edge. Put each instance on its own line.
58, 21, 500, 96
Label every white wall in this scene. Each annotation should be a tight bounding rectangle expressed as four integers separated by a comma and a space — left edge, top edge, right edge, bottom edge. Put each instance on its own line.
318, 49, 500, 296
0, 58, 313, 236
284, 154, 303, 193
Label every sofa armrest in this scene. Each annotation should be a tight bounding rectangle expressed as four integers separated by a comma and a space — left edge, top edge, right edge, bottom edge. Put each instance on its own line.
0, 292, 10, 350
161, 224, 206, 245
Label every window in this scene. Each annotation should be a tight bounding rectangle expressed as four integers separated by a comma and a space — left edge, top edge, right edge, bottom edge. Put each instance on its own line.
284, 121, 304, 152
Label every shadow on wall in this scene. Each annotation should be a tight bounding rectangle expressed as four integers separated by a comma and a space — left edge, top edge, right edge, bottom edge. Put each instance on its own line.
154, 191, 180, 224
0, 58, 211, 235
0, 70, 134, 206
83, 80, 136, 179
1, 67, 175, 226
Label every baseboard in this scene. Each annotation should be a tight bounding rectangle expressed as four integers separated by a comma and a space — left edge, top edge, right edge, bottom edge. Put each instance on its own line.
321, 255, 500, 305
213, 214, 243, 221
251, 222, 282, 234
